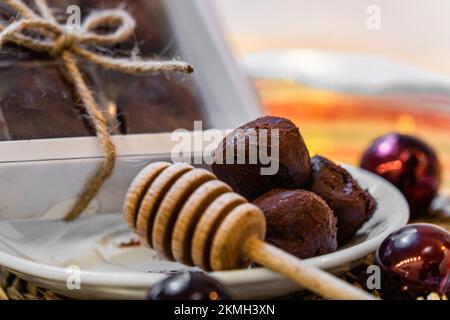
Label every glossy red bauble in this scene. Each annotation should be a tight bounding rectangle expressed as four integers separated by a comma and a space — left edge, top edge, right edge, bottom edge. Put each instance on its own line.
361, 133, 441, 217
376, 224, 450, 300
146, 272, 231, 300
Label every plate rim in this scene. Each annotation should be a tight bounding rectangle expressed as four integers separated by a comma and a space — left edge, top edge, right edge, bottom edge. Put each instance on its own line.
0, 165, 409, 291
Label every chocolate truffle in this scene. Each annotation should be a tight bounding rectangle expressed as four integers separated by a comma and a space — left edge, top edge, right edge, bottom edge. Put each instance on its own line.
212, 116, 311, 201
253, 189, 337, 259
0, 64, 94, 140
310, 155, 377, 244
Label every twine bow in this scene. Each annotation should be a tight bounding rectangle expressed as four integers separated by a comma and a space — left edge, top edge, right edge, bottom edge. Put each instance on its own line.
0, 0, 193, 221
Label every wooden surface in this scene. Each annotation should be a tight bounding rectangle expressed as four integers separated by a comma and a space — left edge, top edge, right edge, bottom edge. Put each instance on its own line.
172, 180, 232, 265
192, 192, 246, 269
245, 238, 377, 300
152, 168, 216, 260
123, 161, 170, 230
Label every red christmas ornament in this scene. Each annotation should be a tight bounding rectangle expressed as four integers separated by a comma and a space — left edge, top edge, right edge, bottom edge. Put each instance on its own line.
376, 224, 450, 300
361, 133, 441, 218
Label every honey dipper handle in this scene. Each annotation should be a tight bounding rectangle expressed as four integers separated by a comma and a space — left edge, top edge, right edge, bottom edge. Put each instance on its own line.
244, 238, 379, 300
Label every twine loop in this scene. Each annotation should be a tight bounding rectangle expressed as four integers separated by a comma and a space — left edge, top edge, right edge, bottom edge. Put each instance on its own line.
0, 3, 145, 61
0, 0, 193, 221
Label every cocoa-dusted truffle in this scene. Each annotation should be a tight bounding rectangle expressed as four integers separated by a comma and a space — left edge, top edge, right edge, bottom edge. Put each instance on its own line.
310, 155, 377, 244
212, 116, 311, 201
253, 189, 337, 259
1, 64, 94, 140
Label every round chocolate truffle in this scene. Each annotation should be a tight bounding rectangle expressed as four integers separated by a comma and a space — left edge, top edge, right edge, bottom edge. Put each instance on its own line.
253, 189, 337, 259
310, 155, 377, 245
212, 116, 311, 201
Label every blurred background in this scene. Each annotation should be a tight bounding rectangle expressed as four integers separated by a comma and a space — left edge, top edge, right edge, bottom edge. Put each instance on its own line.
214, 0, 450, 74
213, 0, 450, 192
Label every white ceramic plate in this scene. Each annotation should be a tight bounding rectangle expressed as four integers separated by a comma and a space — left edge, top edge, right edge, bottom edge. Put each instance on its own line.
0, 165, 409, 299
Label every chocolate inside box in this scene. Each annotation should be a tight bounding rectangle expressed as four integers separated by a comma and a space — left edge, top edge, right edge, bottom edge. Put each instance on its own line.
0, 0, 206, 140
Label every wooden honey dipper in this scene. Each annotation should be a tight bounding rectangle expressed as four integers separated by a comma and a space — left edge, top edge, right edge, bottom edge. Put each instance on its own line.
123, 162, 377, 300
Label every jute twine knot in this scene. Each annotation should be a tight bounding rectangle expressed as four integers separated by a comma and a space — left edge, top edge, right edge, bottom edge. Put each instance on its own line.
0, 0, 193, 221
52, 33, 76, 56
